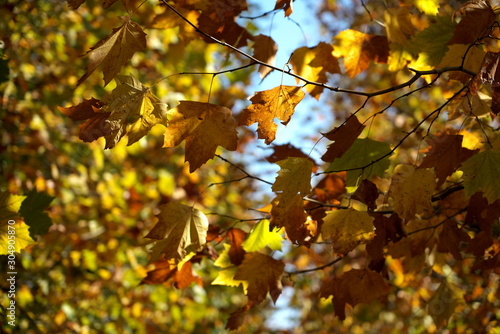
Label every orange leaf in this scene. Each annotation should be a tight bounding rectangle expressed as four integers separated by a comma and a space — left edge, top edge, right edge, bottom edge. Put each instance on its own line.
227, 228, 247, 266
333, 29, 389, 78
274, 0, 293, 17
271, 194, 312, 245
164, 101, 238, 172
253, 34, 278, 79
239, 86, 305, 144
77, 16, 147, 86
447, 0, 496, 45
234, 252, 284, 306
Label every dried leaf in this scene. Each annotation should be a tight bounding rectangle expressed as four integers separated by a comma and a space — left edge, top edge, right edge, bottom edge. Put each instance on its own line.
164, 101, 238, 172
227, 228, 247, 266
253, 34, 278, 79
447, 0, 496, 45
274, 0, 293, 17
271, 194, 312, 245
239, 86, 305, 144
77, 16, 147, 86
321, 115, 366, 162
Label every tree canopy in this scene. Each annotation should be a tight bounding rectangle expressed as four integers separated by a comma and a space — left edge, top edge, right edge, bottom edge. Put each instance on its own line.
1, 0, 500, 333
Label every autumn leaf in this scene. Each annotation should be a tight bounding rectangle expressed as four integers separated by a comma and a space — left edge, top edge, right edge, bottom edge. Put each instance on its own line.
163, 101, 238, 172
321, 268, 391, 320
266, 143, 316, 167
145, 202, 208, 261
333, 30, 389, 78
253, 34, 278, 79
462, 149, 500, 204
447, 0, 496, 45
321, 208, 375, 254
77, 16, 147, 86
384, 6, 414, 44
478, 51, 500, 115
427, 280, 465, 327
351, 179, 379, 211
212, 244, 249, 291
289, 42, 341, 98
321, 115, 366, 162
419, 133, 478, 186
0, 192, 35, 255
436, 220, 471, 260
19, 189, 55, 239
438, 44, 485, 83
274, 0, 293, 17
227, 228, 247, 266
140, 258, 202, 289
100, 74, 167, 149
58, 98, 111, 143
271, 194, 312, 245
242, 219, 283, 252
325, 138, 392, 187
389, 165, 436, 221
234, 252, 285, 306
413, 0, 440, 15
239, 86, 305, 144
272, 157, 313, 203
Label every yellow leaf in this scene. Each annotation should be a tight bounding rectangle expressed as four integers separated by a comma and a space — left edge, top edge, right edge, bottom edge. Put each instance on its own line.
321, 208, 375, 254
384, 6, 414, 44
438, 44, 485, 83
145, 202, 208, 262
389, 165, 436, 221
242, 219, 283, 252
239, 86, 305, 144
289, 42, 341, 99
212, 244, 248, 291
163, 101, 238, 172
0, 193, 36, 255
414, 0, 440, 15
77, 16, 147, 86
272, 157, 313, 203
333, 30, 389, 78
102, 74, 167, 148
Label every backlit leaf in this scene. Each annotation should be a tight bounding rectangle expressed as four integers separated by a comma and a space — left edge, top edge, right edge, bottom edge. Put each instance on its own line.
438, 44, 485, 83
272, 157, 313, 203
253, 34, 278, 79
212, 244, 249, 291
447, 0, 496, 45
321, 115, 366, 162
384, 6, 414, 44
274, 0, 293, 16
242, 219, 283, 252
0, 192, 35, 255
462, 149, 500, 204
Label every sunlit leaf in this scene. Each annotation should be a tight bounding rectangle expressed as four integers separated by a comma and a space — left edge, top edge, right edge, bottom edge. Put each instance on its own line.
242, 219, 283, 252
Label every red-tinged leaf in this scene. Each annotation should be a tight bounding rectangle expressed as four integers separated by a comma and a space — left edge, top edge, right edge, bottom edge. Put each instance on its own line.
234, 252, 285, 306
333, 30, 389, 78
227, 228, 247, 266
290, 42, 341, 99
271, 194, 313, 245
419, 133, 479, 186
239, 86, 305, 144
141, 259, 176, 285
58, 98, 111, 142
253, 34, 278, 79
77, 16, 147, 86
437, 220, 471, 260
322, 115, 366, 162
479, 51, 500, 115
447, 0, 496, 45
352, 179, 378, 211
274, 0, 293, 17
163, 101, 238, 172
464, 193, 500, 256
266, 143, 316, 168
174, 261, 203, 289
321, 269, 391, 320
312, 174, 346, 204
471, 252, 500, 273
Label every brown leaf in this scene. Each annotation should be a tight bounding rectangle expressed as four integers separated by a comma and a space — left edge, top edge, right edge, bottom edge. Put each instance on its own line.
174, 261, 203, 289
290, 42, 341, 99
140, 259, 176, 285
77, 16, 147, 86
67, 0, 85, 10
321, 115, 365, 162
239, 86, 305, 144
312, 173, 346, 203
227, 228, 247, 266
419, 133, 479, 186
352, 179, 379, 211
274, 0, 293, 17
266, 143, 316, 167
58, 98, 111, 142
471, 252, 500, 273
464, 193, 500, 256
447, 0, 496, 45
253, 34, 278, 79
437, 220, 471, 260
234, 252, 285, 306
271, 194, 312, 245
321, 269, 390, 320
478, 51, 500, 115
163, 101, 238, 172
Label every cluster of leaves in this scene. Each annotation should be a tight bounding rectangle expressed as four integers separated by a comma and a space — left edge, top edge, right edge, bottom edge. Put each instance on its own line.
1, 0, 500, 332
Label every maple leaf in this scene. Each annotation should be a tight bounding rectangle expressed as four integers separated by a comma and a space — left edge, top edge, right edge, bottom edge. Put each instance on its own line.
241, 219, 283, 252
271, 194, 312, 245
101, 74, 167, 149
321, 268, 391, 320
253, 34, 278, 79
234, 252, 285, 306
266, 143, 316, 167
239, 86, 305, 144
163, 101, 238, 172
141, 258, 202, 289
272, 157, 313, 203
351, 179, 378, 211
419, 133, 478, 186
321, 208, 375, 254
0, 192, 35, 255
438, 44, 485, 83
77, 16, 147, 86
274, 0, 293, 17
389, 165, 436, 221
333, 30, 389, 78
145, 202, 208, 261
427, 280, 465, 327
212, 244, 249, 291
462, 149, 500, 204
321, 115, 366, 162
447, 0, 496, 45
290, 42, 341, 99
19, 189, 54, 239
325, 138, 392, 187
58, 98, 111, 143
384, 6, 414, 44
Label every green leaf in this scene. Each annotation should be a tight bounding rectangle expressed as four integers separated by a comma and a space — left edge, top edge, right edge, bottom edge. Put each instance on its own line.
326, 138, 392, 186
242, 219, 283, 252
19, 189, 54, 239
462, 149, 500, 204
